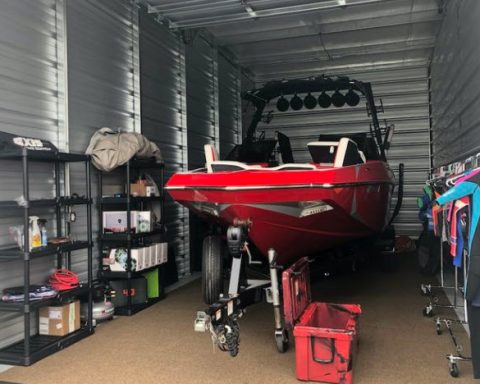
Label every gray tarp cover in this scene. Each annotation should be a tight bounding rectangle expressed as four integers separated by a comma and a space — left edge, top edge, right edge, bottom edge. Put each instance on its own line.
85, 128, 162, 172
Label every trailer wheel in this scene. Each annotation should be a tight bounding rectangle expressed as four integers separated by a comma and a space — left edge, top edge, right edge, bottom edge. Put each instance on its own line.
202, 236, 224, 305
449, 363, 459, 378
275, 329, 289, 353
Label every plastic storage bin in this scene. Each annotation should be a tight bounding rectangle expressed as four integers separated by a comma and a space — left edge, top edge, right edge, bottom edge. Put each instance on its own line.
282, 257, 361, 384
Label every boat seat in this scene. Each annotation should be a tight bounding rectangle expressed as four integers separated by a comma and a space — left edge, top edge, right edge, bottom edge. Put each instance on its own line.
204, 144, 263, 173
210, 161, 263, 172
266, 163, 317, 171
308, 138, 366, 167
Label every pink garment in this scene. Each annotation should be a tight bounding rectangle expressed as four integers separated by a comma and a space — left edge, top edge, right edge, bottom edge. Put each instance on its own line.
454, 167, 480, 185
450, 197, 469, 257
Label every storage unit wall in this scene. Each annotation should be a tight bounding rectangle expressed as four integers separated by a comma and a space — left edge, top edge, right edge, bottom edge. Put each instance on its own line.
139, 8, 189, 285
66, 0, 140, 283
0, 0, 66, 351
0, 149, 93, 366
218, 53, 242, 159
430, 0, 480, 168
184, 36, 219, 275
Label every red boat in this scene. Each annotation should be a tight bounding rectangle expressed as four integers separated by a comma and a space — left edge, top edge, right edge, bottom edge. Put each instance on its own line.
167, 150, 395, 266
167, 76, 402, 356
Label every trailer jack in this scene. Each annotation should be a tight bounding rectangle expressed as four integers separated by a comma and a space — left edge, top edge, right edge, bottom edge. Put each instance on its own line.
194, 222, 272, 357
194, 297, 243, 357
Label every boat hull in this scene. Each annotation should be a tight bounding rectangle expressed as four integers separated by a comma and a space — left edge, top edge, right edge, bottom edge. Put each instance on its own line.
166, 161, 395, 265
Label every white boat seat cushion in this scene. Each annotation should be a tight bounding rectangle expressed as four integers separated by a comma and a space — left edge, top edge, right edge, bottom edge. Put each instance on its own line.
204, 144, 219, 173
267, 163, 316, 170
210, 161, 263, 172
307, 138, 365, 167
335, 138, 366, 167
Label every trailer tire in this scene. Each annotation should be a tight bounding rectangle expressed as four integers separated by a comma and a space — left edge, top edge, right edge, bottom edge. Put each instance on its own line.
202, 236, 224, 305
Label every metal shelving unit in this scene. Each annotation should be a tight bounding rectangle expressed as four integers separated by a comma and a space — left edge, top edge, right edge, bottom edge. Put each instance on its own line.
98, 157, 166, 316
0, 147, 94, 366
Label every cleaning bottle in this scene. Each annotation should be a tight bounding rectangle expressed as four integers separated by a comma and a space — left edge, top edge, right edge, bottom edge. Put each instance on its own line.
29, 216, 42, 250
39, 219, 48, 247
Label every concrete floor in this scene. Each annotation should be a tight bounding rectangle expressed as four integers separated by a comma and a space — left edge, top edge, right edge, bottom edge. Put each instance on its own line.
0, 253, 476, 384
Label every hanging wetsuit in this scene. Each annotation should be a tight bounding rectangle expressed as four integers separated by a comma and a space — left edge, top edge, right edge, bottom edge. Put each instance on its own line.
437, 168, 480, 300
436, 168, 480, 379
449, 198, 469, 267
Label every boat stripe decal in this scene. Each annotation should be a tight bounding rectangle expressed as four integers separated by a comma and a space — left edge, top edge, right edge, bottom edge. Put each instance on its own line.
166, 181, 394, 191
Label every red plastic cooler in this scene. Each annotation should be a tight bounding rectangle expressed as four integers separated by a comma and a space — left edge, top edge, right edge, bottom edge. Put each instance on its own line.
282, 257, 361, 384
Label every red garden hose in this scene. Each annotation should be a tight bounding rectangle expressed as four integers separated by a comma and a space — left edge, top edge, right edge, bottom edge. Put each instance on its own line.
49, 269, 79, 291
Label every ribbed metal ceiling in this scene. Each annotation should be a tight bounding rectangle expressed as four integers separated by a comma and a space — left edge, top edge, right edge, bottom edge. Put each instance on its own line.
147, 0, 443, 78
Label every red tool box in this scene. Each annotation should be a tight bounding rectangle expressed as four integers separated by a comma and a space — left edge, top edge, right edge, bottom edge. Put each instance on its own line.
282, 257, 361, 384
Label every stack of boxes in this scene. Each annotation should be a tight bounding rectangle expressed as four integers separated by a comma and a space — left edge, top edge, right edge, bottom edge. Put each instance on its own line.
104, 242, 168, 272
102, 210, 153, 234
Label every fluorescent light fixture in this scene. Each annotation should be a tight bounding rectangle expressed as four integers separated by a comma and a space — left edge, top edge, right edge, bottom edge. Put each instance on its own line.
338, 0, 347, 5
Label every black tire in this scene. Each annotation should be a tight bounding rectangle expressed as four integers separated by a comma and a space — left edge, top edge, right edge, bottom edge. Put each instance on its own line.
202, 236, 224, 305
450, 363, 459, 378
275, 329, 289, 353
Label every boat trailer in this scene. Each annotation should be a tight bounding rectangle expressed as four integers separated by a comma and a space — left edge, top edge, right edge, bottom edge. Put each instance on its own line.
194, 221, 289, 356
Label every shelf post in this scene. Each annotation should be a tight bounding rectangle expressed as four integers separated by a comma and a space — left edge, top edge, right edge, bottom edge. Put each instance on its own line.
126, 161, 132, 311
22, 150, 30, 359
86, 159, 93, 331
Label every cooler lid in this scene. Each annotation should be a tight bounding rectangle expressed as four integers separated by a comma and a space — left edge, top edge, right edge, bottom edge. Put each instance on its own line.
282, 257, 311, 328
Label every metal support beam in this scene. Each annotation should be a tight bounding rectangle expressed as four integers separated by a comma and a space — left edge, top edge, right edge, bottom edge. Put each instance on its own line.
148, 0, 390, 30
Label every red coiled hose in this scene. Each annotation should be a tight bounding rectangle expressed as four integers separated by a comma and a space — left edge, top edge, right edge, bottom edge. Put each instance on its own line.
49, 269, 79, 291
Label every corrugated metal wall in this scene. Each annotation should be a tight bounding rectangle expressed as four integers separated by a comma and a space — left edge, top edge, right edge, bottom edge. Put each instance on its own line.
139, 8, 189, 282
186, 37, 218, 169
185, 36, 218, 275
218, 53, 241, 158
255, 65, 430, 236
430, 0, 480, 168
0, 0, 64, 349
66, 0, 138, 281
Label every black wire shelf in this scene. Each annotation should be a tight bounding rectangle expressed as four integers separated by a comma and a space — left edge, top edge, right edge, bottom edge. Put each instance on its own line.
0, 284, 91, 313
113, 296, 163, 316
0, 326, 94, 366
0, 240, 90, 261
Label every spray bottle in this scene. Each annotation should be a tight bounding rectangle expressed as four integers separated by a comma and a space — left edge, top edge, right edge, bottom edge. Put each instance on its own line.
29, 216, 42, 250
38, 219, 48, 247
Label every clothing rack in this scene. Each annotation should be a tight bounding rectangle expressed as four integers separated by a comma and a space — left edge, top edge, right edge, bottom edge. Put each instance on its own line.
420, 155, 479, 378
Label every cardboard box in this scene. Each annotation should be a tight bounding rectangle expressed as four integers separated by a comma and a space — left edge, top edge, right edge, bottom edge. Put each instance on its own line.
130, 183, 157, 197
148, 244, 158, 266
155, 242, 168, 264
39, 301, 80, 336
103, 211, 138, 233
136, 211, 152, 233
130, 183, 146, 197
143, 246, 152, 269
108, 248, 144, 272
145, 186, 157, 197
